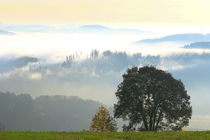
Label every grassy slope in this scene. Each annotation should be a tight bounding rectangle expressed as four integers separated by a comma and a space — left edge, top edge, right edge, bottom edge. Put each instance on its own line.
0, 131, 210, 140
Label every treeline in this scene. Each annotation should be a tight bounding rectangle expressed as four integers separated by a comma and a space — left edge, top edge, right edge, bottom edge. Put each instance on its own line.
0, 91, 103, 131
62, 50, 160, 72
2, 50, 210, 75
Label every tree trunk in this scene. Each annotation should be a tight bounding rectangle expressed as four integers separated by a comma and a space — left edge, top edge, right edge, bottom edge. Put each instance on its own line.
155, 111, 162, 131
140, 105, 148, 130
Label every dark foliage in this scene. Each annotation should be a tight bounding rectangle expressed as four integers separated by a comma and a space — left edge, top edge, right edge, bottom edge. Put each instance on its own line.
0, 92, 102, 131
114, 66, 192, 131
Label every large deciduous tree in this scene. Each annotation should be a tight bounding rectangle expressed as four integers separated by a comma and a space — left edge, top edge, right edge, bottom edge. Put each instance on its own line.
90, 106, 117, 132
114, 66, 192, 131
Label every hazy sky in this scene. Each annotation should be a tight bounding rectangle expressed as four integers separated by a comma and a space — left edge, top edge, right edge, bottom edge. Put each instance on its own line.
1, 0, 210, 26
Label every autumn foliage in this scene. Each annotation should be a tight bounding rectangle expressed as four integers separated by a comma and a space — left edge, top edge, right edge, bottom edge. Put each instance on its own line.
90, 106, 117, 132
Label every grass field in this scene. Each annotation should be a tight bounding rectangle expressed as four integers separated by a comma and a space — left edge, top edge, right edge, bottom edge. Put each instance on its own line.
0, 131, 210, 140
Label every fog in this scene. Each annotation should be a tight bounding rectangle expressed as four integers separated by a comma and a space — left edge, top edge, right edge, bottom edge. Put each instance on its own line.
1, 24, 210, 130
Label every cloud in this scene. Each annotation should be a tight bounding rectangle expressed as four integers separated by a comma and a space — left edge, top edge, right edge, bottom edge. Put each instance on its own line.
158, 59, 186, 71
28, 72, 42, 80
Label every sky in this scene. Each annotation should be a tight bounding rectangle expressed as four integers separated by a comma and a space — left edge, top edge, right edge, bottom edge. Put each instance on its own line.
0, 0, 210, 26
1, 0, 210, 131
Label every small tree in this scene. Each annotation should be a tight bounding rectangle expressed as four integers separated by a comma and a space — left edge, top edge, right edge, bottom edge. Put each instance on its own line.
90, 106, 117, 132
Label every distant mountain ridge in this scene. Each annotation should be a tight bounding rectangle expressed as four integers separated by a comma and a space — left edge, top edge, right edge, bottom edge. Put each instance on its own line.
184, 42, 210, 49
135, 33, 210, 44
0, 56, 38, 72
0, 30, 15, 35
0, 22, 145, 34
78, 25, 146, 34
78, 25, 111, 31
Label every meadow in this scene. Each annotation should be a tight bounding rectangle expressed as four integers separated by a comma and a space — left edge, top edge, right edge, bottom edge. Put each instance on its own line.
0, 131, 210, 140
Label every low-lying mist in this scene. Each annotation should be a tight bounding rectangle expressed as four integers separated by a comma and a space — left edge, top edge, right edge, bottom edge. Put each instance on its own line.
1, 27, 210, 130
1, 50, 210, 130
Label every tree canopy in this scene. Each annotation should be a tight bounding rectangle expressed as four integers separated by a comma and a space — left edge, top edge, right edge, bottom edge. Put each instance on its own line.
90, 106, 117, 132
114, 66, 192, 131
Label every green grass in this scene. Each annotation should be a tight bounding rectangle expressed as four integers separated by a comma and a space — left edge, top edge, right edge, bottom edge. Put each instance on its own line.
0, 131, 210, 140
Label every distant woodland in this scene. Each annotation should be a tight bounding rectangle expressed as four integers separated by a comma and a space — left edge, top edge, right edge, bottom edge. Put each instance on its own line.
0, 91, 103, 131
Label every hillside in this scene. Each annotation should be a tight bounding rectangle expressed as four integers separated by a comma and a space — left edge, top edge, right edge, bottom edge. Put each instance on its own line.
135, 33, 210, 44
184, 42, 210, 49
0, 92, 103, 131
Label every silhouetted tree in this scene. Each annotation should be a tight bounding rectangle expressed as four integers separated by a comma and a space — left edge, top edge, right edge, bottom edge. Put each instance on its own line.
90, 106, 117, 132
114, 66, 192, 131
